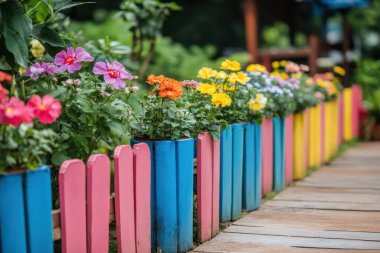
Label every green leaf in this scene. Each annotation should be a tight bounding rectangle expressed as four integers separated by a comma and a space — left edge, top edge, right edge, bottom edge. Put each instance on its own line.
32, 25, 66, 47
51, 151, 70, 166
52, 0, 93, 12
24, 0, 54, 24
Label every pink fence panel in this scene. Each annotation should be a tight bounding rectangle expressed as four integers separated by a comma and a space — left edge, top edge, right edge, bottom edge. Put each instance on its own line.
87, 155, 111, 253
285, 115, 294, 186
197, 133, 220, 242
262, 118, 273, 195
114, 146, 136, 253
114, 144, 151, 253
59, 160, 87, 253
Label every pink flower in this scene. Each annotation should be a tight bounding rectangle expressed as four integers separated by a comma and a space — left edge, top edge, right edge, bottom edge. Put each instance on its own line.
0, 97, 33, 126
27, 95, 62, 124
26, 62, 58, 80
0, 84, 9, 104
54, 47, 94, 73
93, 61, 132, 89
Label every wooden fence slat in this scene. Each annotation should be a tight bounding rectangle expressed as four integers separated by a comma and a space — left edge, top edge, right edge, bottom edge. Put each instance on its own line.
285, 115, 294, 185
197, 133, 213, 242
177, 139, 195, 252
0, 173, 27, 253
220, 125, 233, 222
273, 117, 284, 192
211, 137, 220, 235
114, 145, 136, 253
59, 159, 87, 253
293, 112, 304, 179
243, 123, 256, 211
303, 109, 310, 170
262, 118, 273, 195
254, 124, 262, 209
155, 141, 178, 253
344, 88, 353, 141
25, 166, 53, 253
133, 143, 151, 253
87, 154, 111, 253
231, 123, 244, 220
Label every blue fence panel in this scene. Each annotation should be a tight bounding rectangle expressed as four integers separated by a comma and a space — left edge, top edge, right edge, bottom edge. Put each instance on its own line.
273, 118, 286, 192
243, 123, 255, 211
254, 123, 263, 209
220, 125, 233, 222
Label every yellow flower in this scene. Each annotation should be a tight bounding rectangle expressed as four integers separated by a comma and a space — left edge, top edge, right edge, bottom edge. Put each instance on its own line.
237, 72, 251, 84
30, 39, 45, 58
248, 93, 267, 111
197, 83, 216, 95
217, 84, 236, 91
197, 67, 217, 79
280, 60, 287, 67
220, 59, 241, 71
291, 72, 302, 79
216, 71, 228, 79
18, 67, 26, 75
211, 92, 232, 107
270, 71, 289, 80
324, 72, 334, 80
246, 64, 267, 73
333, 66, 346, 76
306, 78, 314, 86
228, 73, 238, 84
272, 61, 280, 69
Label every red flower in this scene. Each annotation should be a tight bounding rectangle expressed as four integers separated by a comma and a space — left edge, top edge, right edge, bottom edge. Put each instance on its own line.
0, 97, 33, 126
0, 71, 12, 83
0, 84, 9, 104
27, 95, 62, 124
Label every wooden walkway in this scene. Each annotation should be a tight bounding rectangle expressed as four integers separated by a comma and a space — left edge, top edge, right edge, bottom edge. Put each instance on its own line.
193, 142, 380, 252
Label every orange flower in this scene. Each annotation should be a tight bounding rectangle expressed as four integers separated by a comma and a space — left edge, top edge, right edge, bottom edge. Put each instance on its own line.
158, 78, 183, 99
147, 74, 165, 85
0, 71, 12, 83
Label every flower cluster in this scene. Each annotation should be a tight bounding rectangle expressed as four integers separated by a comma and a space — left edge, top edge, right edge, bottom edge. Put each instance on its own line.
147, 74, 183, 99
0, 85, 62, 127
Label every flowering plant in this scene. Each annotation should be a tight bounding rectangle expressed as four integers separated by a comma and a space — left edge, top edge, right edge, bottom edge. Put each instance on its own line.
21, 47, 136, 166
194, 59, 255, 124
0, 81, 61, 173
245, 67, 295, 118
129, 74, 196, 140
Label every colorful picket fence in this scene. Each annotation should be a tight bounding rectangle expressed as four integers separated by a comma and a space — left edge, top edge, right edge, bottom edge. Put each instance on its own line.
1, 87, 362, 253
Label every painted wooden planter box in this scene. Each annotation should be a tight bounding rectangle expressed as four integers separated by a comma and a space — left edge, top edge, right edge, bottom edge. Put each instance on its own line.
308, 106, 318, 168
0, 166, 53, 253
284, 115, 294, 186
243, 122, 262, 211
261, 118, 273, 195
220, 123, 244, 221
303, 109, 310, 171
293, 112, 305, 180
132, 138, 194, 253
338, 94, 345, 145
273, 117, 285, 192
320, 103, 326, 164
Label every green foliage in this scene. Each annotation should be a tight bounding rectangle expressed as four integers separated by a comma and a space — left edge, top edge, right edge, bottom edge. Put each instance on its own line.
354, 59, 380, 99
364, 89, 380, 124
0, 124, 57, 173
262, 22, 290, 49
130, 95, 197, 140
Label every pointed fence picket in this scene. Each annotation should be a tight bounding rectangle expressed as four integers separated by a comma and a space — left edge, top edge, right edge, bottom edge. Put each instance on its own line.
58, 143, 151, 253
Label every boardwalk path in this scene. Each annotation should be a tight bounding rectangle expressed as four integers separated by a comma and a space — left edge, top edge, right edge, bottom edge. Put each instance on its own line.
193, 142, 380, 252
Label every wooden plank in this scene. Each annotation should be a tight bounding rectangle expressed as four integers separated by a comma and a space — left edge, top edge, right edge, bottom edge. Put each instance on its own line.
231, 123, 244, 220
273, 117, 285, 192
225, 225, 380, 241
220, 125, 233, 222
176, 138, 195, 252
197, 133, 213, 241
266, 199, 380, 211
59, 159, 87, 253
114, 145, 136, 252
25, 166, 54, 253
293, 113, 305, 179
204, 232, 380, 250
284, 115, 293, 186
134, 143, 151, 253
253, 124, 262, 209
262, 118, 273, 195
0, 172, 27, 253
87, 154, 111, 253
211, 137, 221, 235
243, 123, 256, 211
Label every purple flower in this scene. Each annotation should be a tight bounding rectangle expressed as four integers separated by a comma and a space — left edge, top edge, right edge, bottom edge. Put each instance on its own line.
93, 61, 132, 89
54, 47, 94, 73
25, 62, 58, 80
